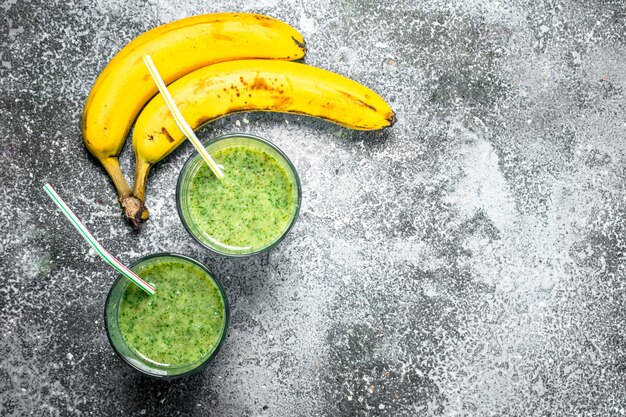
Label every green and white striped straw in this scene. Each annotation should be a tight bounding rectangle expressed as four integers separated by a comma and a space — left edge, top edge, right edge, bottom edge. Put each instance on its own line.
142, 54, 224, 180
43, 184, 155, 296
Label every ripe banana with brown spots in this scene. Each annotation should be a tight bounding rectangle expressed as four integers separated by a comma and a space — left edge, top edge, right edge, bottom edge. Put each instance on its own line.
130, 59, 395, 223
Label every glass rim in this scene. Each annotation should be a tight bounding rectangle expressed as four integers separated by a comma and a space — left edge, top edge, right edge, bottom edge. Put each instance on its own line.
103, 252, 230, 379
176, 132, 302, 258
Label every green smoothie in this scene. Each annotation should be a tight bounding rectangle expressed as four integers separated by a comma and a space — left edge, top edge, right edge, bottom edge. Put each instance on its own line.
118, 258, 226, 367
186, 143, 298, 253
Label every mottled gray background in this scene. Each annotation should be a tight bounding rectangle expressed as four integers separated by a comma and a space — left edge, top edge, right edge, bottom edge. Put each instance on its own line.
1, 0, 626, 415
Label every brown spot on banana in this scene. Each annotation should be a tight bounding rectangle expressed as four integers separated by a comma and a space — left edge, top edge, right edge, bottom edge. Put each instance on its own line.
161, 127, 175, 143
338, 90, 377, 112
272, 95, 294, 108
357, 99, 377, 112
291, 36, 306, 53
250, 76, 271, 91
194, 78, 215, 94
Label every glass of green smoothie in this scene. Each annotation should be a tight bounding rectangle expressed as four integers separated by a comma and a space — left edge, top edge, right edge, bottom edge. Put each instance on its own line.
177, 133, 301, 257
104, 253, 229, 379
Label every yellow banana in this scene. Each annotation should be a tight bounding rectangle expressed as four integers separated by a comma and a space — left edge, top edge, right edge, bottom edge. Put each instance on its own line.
131, 59, 395, 216
82, 13, 306, 226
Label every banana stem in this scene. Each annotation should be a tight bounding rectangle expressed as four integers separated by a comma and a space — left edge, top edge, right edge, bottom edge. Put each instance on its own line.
100, 157, 132, 199
133, 157, 152, 204
100, 157, 149, 228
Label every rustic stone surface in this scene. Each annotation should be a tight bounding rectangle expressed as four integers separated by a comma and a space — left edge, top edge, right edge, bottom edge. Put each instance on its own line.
1, 1, 626, 415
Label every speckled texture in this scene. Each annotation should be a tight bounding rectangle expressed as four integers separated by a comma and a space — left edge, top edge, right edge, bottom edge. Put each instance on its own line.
1, 0, 626, 416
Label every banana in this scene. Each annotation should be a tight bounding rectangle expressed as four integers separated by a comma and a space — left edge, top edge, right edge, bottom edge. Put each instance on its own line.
131, 59, 395, 218
82, 13, 306, 227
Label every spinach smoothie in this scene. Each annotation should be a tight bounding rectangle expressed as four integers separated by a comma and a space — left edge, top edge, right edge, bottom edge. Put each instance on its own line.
183, 138, 299, 255
117, 257, 227, 368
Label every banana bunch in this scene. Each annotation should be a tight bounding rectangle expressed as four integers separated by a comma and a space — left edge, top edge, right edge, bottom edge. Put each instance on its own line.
82, 13, 306, 226
82, 12, 395, 227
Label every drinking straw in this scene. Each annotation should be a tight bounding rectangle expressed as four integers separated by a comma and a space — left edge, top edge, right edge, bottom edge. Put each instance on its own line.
43, 183, 155, 296
142, 55, 224, 180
